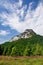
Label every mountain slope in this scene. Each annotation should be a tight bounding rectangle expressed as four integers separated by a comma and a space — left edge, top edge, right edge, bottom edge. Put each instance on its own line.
0, 34, 43, 56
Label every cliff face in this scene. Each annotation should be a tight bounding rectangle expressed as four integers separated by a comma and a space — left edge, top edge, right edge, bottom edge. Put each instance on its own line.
9, 29, 36, 42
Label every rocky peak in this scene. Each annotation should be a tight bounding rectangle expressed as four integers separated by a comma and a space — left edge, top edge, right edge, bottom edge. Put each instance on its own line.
25, 29, 36, 34
9, 29, 36, 42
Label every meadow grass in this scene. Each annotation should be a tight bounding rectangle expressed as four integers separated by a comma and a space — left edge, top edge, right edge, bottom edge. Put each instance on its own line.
0, 56, 43, 65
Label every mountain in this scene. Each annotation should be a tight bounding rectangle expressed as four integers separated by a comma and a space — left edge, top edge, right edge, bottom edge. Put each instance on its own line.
0, 29, 43, 56
10, 29, 36, 42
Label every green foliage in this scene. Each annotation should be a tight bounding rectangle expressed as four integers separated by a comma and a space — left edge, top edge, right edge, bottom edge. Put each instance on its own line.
11, 47, 16, 56
32, 43, 42, 55
0, 35, 43, 56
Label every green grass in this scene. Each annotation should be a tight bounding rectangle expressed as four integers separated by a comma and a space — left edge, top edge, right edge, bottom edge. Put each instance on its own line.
0, 56, 43, 65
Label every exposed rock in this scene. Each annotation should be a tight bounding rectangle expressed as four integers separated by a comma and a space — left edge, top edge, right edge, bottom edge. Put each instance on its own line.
9, 29, 36, 42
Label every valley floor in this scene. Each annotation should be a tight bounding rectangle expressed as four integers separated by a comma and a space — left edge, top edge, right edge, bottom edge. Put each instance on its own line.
0, 56, 43, 65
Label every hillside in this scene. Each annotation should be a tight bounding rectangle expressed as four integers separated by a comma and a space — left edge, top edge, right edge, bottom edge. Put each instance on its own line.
0, 34, 43, 56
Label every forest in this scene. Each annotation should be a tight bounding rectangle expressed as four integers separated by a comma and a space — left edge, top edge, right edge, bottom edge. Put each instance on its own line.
0, 35, 43, 56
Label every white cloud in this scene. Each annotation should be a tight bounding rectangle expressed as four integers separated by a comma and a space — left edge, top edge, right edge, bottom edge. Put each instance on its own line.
18, 0, 22, 7
0, 30, 10, 36
0, 0, 43, 35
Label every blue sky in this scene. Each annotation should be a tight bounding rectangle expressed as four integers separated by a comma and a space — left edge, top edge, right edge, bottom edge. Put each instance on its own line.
0, 0, 43, 44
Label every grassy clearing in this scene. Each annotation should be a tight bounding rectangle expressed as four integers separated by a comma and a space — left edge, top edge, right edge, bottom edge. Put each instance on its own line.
0, 56, 43, 65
